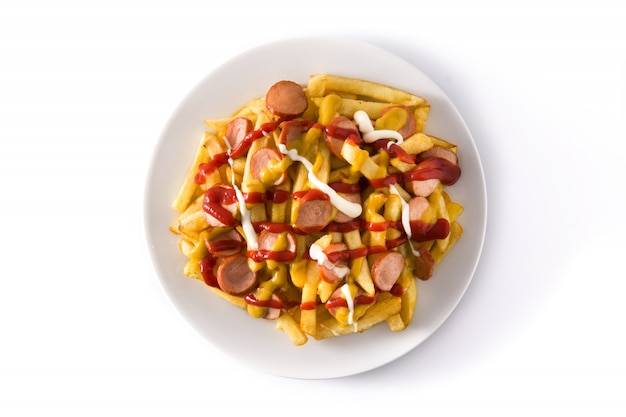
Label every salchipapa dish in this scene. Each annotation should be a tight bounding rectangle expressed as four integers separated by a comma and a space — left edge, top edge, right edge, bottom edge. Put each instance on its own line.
169, 74, 463, 345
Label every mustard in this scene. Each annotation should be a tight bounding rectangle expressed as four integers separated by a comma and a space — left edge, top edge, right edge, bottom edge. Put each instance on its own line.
375, 107, 407, 131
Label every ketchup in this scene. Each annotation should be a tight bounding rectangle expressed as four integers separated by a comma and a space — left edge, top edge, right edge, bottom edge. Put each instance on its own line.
410, 218, 450, 241
371, 139, 415, 164
325, 293, 375, 309
199, 254, 218, 287
195, 152, 229, 184
202, 186, 239, 226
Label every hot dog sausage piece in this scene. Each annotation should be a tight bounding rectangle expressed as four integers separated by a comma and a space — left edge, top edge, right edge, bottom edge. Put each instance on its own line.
319, 243, 350, 284
406, 178, 440, 197
249, 147, 287, 186
379, 106, 416, 139
409, 196, 429, 221
418, 145, 458, 165
370, 251, 404, 291
205, 228, 244, 257
225, 117, 253, 149
413, 244, 435, 281
295, 198, 333, 233
324, 116, 361, 159
266, 80, 308, 119
216, 254, 258, 296
257, 229, 297, 255
333, 193, 362, 223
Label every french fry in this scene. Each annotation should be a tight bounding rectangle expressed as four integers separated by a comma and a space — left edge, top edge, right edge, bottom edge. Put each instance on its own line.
308, 74, 427, 107
277, 311, 308, 346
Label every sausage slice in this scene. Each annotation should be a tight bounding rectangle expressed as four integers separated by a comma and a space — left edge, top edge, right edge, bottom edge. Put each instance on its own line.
418, 145, 458, 165
324, 116, 361, 159
295, 198, 333, 233
249, 147, 287, 186
216, 254, 258, 296
413, 244, 435, 280
225, 117, 253, 149
333, 193, 362, 223
406, 178, 440, 197
205, 229, 244, 257
370, 251, 404, 291
257, 229, 297, 255
266, 80, 308, 119
379, 106, 416, 139
409, 196, 429, 222
319, 243, 350, 284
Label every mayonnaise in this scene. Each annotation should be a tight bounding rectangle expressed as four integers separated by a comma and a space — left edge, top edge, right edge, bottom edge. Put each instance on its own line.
389, 184, 421, 258
353, 110, 403, 144
223, 136, 258, 250
308, 243, 350, 280
278, 143, 362, 218
340, 283, 355, 325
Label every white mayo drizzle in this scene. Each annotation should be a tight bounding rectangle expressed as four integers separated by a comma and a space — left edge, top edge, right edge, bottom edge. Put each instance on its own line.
308, 243, 350, 280
340, 283, 356, 325
353, 110, 404, 144
389, 184, 421, 257
223, 136, 258, 250
277, 143, 362, 218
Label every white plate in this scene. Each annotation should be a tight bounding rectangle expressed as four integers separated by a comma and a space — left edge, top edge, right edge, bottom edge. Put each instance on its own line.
143, 37, 487, 379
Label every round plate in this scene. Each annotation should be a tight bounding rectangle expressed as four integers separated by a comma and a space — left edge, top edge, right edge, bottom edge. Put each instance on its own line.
143, 37, 487, 379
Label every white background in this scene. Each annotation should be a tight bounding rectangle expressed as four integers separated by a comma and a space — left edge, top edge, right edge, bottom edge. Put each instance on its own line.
1, 0, 624, 415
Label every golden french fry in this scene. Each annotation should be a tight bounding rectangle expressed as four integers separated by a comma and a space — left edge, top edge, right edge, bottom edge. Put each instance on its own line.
277, 311, 308, 346
308, 74, 427, 107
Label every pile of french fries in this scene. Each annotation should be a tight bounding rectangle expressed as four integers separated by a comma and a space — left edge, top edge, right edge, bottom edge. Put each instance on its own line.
169, 74, 463, 345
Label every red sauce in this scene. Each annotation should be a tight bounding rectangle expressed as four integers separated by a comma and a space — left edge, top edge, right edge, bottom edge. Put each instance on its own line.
243, 190, 291, 204
252, 221, 293, 234
365, 220, 402, 232
195, 152, 230, 184
326, 219, 362, 233
410, 218, 450, 241
202, 186, 239, 226
325, 293, 376, 309
329, 182, 361, 194
389, 283, 404, 297
371, 139, 416, 164
292, 189, 330, 202
324, 124, 363, 145
300, 301, 317, 311
405, 157, 461, 185
369, 172, 403, 189
247, 249, 296, 263
199, 255, 218, 287
206, 239, 245, 255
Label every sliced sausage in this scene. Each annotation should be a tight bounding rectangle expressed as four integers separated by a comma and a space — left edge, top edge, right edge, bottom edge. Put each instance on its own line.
333, 193, 362, 223
249, 147, 287, 186
406, 178, 440, 197
205, 228, 244, 257
216, 254, 258, 296
257, 229, 297, 255
324, 116, 361, 158
319, 243, 350, 284
266, 80, 308, 119
413, 244, 435, 280
370, 251, 404, 291
225, 117, 253, 149
263, 293, 285, 320
409, 196, 429, 222
295, 198, 333, 233
380, 106, 416, 139
418, 145, 458, 165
